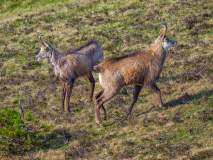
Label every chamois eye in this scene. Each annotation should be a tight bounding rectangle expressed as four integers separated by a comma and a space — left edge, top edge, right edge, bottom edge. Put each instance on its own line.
161, 35, 166, 40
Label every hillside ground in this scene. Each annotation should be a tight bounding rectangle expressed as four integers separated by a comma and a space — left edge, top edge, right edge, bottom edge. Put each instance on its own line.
0, 0, 213, 159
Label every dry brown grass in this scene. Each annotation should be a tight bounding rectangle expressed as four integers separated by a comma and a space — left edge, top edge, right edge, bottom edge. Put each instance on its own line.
0, 0, 213, 159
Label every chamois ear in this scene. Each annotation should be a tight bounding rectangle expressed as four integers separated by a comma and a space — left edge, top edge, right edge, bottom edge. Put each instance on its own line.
159, 23, 167, 39
43, 42, 50, 48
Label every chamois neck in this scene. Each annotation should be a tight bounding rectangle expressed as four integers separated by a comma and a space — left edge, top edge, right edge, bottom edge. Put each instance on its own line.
150, 41, 167, 64
49, 48, 60, 67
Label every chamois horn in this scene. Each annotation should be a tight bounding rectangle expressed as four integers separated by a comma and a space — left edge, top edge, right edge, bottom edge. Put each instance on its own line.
37, 35, 44, 46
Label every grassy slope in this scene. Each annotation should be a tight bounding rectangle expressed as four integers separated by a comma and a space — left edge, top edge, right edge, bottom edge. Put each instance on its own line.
0, 0, 213, 159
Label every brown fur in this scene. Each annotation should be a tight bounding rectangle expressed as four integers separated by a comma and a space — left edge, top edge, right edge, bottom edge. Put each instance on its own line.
36, 37, 104, 113
93, 24, 177, 127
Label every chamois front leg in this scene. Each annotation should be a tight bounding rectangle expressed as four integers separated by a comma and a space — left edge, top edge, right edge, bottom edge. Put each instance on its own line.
65, 83, 73, 113
60, 82, 66, 113
86, 73, 95, 104
150, 83, 166, 109
126, 85, 143, 118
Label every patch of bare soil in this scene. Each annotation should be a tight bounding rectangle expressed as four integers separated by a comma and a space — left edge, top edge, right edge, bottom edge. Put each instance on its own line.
107, 96, 124, 109
192, 109, 213, 122
153, 133, 177, 142
190, 22, 213, 35
0, 22, 17, 34
117, 149, 134, 159
190, 148, 213, 160
0, 86, 10, 101
149, 142, 191, 158
142, 114, 170, 127
22, 61, 41, 70
0, 46, 20, 58
181, 14, 197, 29
64, 130, 98, 158
180, 55, 213, 81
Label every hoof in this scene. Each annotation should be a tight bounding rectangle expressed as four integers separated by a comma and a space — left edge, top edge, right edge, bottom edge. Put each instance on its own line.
159, 105, 167, 109
96, 121, 105, 127
65, 110, 71, 114
126, 111, 131, 119
86, 99, 92, 104
103, 115, 107, 121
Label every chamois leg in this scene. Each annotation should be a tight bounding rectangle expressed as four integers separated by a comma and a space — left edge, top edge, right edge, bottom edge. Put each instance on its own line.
150, 83, 166, 109
65, 83, 73, 113
126, 85, 143, 118
60, 82, 66, 113
86, 73, 95, 103
95, 102, 105, 127
95, 89, 119, 127
95, 89, 106, 120
95, 89, 104, 99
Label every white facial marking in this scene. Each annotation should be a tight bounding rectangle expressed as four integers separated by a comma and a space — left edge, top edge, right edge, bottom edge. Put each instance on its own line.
99, 73, 102, 84
162, 37, 176, 51
162, 42, 174, 50
64, 63, 68, 70
37, 47, 46, 60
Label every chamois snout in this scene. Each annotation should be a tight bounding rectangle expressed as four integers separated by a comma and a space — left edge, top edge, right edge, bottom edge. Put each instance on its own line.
36, 51, 42, 61
170, 39, 177, 46
173, 40, 177, 46
36, 47, 47, 61
162, 37, 177, 50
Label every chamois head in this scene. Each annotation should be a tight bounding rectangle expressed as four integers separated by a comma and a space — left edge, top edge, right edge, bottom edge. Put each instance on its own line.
155, 23, 177, 51
36, 35, 52, 61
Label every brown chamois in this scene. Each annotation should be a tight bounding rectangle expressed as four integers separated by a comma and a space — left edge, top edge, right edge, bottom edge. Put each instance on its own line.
36, 35, 104, 113
93, 23, 177, 127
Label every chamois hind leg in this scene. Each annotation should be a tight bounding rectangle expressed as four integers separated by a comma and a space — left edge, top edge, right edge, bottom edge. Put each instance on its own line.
126, 85, 143, 118
150, 83, 166, 109
86, 73, 95, 103
65, 83, 73, 113
60, 82, 66, 113
95, 89, 119, 127
95, 89, 107, 120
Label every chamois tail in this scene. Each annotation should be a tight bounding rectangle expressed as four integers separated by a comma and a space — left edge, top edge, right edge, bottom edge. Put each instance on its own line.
93, 65, 101, 73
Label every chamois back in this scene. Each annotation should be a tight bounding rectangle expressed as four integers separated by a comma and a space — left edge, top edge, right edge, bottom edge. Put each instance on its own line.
68, 38, 98, 53
93, 49, 148, 72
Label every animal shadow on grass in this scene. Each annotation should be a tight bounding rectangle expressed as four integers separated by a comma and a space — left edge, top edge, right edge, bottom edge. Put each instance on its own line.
39, 128, 90, 151
165, 90, 213, 108
133, 90, 213, 118
103, 106, 155, 127
89, 90, 213, 128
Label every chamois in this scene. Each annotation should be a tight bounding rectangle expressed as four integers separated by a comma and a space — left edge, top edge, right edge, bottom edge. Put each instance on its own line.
36, 35, 104, 113
93, 23, 177, 126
